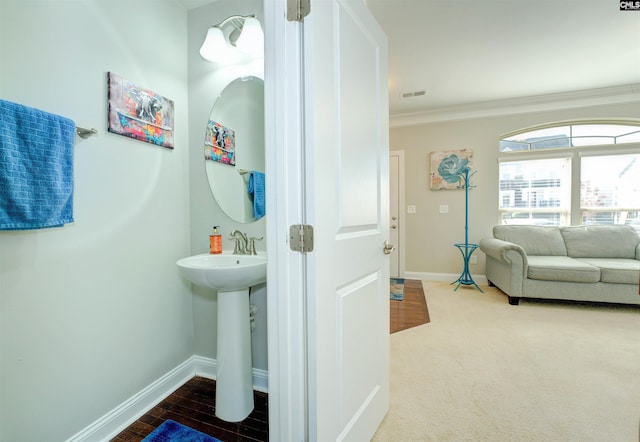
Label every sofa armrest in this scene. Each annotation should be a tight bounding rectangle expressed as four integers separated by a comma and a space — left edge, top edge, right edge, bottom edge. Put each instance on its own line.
479, 237, 528, 297
479, 237, 527, 267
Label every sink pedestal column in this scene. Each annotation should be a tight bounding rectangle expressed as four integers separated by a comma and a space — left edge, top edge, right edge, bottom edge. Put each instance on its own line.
215, 288, 254, 422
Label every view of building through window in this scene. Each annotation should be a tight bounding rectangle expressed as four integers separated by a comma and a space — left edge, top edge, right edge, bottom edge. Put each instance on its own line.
499, 158, 570, 225
581, 154, 640, 227
499, 122, 640, 231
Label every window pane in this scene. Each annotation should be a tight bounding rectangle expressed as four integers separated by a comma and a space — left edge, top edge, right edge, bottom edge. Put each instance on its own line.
581, 154, 640, 226
501, 126, 571, 152
499, 140, 529, 152
571, 124, 640, 146
503, 126, 570, 142
581, 211, 640, 230
499, 158, 571, 225
501, 212, 562, 225
571, 136, 616, 147
572, 124, 638, 138
617, 131, 640, 144
529, 136, 572, 150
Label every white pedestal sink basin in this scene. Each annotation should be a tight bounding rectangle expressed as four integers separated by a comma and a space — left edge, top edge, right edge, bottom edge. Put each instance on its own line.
176, 252, 266, 291
176, 252, 266, 422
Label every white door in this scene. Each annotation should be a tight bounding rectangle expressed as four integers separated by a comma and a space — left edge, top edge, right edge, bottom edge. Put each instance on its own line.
303, 0, 390, 440
389, 154, 400, 277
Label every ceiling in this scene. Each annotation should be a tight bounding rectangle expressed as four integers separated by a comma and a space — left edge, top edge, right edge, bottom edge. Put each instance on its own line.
181, 0, 640, 119
366, 0, 640, 117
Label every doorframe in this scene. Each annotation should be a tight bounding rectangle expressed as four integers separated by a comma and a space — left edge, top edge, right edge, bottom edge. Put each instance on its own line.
264, 1, 307, 440
390, 150, 406, 277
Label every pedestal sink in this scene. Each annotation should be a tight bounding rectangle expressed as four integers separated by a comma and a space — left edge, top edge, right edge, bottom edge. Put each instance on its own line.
176, 252, 266, 422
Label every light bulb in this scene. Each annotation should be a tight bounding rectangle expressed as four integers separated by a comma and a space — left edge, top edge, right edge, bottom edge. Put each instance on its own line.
235, 17, 264, 58
199, 27, 239, 62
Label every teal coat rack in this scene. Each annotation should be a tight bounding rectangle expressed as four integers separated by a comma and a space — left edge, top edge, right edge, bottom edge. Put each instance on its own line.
452, 168, 483, 292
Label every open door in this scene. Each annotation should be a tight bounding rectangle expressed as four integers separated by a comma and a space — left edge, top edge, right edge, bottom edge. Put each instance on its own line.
265, 0, 389, 439
303, 1, 390, 440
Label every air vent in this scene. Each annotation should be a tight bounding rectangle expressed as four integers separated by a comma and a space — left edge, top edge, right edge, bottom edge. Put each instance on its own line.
400, 89, 427, 99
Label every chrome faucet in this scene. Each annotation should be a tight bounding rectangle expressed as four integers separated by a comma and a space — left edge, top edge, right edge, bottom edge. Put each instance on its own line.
230, 229, 248, 254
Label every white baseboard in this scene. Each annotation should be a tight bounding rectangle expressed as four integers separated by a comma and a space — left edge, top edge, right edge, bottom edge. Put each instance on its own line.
66, 356, 269, 442
404, 271, 488, 286
191, 355, 269, 393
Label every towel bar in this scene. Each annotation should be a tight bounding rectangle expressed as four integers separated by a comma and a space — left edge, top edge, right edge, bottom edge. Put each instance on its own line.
238, 169, 266, 176
76, 126, 98, 139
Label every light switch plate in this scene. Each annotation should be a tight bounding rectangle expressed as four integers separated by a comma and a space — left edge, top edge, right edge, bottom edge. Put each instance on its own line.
407, 205, 416, 214
439, 204, 449, 214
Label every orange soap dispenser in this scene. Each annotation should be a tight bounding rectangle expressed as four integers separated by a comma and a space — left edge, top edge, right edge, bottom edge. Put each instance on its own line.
210, 226, 222, 254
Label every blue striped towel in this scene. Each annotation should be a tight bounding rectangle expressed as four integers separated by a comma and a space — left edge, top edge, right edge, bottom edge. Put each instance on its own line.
248, 170, 265, 220
0, 99, 75, 230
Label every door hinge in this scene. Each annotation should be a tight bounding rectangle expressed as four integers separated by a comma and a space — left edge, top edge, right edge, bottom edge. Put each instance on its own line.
290, 224, 314, 253
287, 0, 311, 22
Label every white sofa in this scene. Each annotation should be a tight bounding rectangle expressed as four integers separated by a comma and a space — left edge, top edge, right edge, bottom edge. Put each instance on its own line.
479, 225, 640, 306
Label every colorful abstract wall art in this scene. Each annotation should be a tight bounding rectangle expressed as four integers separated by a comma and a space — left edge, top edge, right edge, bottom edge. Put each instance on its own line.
430, 149, 474, 190
204, 120, 236, 166
107, 72, 175, 149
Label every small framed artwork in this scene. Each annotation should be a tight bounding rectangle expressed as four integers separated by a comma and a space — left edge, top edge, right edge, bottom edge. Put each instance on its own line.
107, 72, 175, 149
204, 120, 236, 165
430, 149, 473, 190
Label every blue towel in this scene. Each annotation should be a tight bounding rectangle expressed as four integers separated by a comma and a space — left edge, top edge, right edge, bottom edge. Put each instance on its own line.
0, 99, 75, 230
248, 170, 265, 220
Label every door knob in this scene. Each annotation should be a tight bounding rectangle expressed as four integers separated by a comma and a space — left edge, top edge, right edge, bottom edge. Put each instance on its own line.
392, 216, 397, 220
391, 224, 397, 229
383, 241, 395, 255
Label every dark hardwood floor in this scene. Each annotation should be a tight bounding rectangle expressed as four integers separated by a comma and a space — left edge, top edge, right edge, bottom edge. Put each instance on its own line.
390, 279, 430, 333
113, 279, 427, 441
111, 376, 268, 442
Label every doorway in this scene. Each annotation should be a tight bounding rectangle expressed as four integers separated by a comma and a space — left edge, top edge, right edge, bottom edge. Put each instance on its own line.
390, 150, 405, 278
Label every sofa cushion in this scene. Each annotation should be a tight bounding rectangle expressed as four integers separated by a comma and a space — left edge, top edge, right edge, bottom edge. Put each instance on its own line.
527, 256, 601, 283
560, 225, 640, 258
576, 258, 640, 284
493, 225, 567, 256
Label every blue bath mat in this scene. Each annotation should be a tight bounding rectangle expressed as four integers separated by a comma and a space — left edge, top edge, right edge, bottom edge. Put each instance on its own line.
391, 278, 405, 301
142, 420, 222, 442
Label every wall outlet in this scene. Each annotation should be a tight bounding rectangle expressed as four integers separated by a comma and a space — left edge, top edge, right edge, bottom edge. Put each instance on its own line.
407, 205, 416, 214
439, 204, 449, 214
470, 255, 478, 264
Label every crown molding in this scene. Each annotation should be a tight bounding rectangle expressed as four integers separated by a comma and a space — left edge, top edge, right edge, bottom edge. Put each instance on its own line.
390, 84, 640, 128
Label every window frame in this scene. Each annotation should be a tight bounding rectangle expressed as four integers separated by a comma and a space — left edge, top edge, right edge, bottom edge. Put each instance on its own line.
498, 120, 640, 227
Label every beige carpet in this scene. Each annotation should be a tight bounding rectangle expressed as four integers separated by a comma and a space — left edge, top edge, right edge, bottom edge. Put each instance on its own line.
373, 280, 640, 442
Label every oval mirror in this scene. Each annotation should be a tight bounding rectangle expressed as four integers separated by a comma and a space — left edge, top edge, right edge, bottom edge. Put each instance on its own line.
204, 76, 265, 223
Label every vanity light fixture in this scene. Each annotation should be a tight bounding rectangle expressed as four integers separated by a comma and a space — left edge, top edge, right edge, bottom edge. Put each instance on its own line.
199, 15, 264, 63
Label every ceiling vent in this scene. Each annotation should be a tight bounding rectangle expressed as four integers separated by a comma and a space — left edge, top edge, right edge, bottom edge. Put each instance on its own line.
400, 89, 427, 99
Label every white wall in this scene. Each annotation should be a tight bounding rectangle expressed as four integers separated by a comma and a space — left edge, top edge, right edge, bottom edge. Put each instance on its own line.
186, 1, 268, 371
391, 101, 640, 277
0, 1, 193, 440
